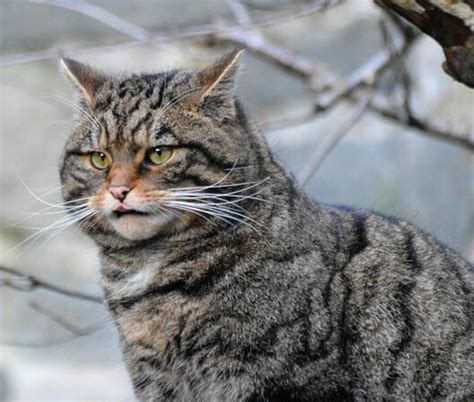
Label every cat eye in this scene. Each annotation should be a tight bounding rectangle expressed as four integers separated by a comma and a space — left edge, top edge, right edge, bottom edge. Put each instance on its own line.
148, 147, 173, 165
90, 152, 111, 170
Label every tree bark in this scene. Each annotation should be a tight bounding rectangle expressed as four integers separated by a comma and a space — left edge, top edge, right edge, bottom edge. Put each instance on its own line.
375, 0, 474, 88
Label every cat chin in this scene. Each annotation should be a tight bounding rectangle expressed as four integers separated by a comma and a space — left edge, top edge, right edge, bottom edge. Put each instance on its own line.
107, 212, 175, 241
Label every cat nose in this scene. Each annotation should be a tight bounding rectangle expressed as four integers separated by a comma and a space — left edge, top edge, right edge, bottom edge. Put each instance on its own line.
109, 185, 130, 202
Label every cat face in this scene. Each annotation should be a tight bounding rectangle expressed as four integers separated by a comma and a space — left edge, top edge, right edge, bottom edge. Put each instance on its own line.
59, 51, 263, 243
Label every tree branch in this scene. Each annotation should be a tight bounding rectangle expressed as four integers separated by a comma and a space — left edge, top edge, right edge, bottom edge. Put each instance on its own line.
220, 0, 339, 89
368, 99, 474, 151
374, 0, 474, 88
0, 265, 102, 303
263, 15, 473, 152
300, 91, 375, 186
28, 300, 101, 335
0, 299, 104, 348
0, 0, 340, 67
22, 0, 152, 40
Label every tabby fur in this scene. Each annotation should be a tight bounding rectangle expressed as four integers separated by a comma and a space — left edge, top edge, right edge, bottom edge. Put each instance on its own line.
59, 51, 474, 401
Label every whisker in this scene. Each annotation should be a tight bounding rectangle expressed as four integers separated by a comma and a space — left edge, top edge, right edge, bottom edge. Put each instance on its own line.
146, 204, 193, 230
162, 202, 235, 228
9, 207, 97, 255
185, 201, 264, 229
168, 185, 276, 206
168, 176, 271, 194
224, 165, 254, 171
154, 86, 202, 121
161, 200, 263, 234
18, 177, 91, 210
23, 185, 64, 209
45, 210, 100, 244
10, 207, 90, 229
42, 92, 100, 129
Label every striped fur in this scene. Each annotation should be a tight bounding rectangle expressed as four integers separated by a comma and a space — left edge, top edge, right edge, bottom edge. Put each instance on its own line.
60, 52, 473, 401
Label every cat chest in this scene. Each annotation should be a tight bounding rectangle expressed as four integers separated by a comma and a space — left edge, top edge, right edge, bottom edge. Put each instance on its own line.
114, 294, 211, 362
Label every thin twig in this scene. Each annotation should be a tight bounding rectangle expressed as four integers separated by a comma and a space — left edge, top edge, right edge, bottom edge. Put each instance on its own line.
300, 91, 375, 186
315, 29, 419, 111
0, 265, 102, 303
0, 333, 94, 348
28, 300, 94, 335
0, 300, 105, 348
222, 0, 339, 88
264, 14, 473, 152
22, 0, 152, 40
368, 101, 474, 151
0, 0, 340, 67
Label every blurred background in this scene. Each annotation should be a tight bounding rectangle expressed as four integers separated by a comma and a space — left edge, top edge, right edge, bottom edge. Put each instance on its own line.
0, 0, 473, 400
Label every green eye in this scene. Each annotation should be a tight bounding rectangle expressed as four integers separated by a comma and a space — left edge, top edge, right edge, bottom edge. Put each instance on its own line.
148, 147, 173, 165
90, 152, 111, 170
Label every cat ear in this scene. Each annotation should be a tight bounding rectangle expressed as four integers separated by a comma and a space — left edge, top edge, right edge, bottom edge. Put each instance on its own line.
193, 49, 244, 118
61, 58, 106, 104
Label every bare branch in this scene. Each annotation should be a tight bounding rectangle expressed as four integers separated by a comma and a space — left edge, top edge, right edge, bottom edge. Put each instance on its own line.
28, 300, 100, 335
223, 0, 339, 89
264, 96, 474, 152
265, 14, 473, 152
315, 26, 419, 111
227, 0, 254, 26
0, 322, 102, 348
0, 0, 341, 67
368, 100, 474, 151
1, 0, 470, 153
0, 301, 104, 348
0, 334, 92, 348
374, 0, 474, 88
22, 0, 152, 40
300, 91, 375, 186
0, 265, 102, 303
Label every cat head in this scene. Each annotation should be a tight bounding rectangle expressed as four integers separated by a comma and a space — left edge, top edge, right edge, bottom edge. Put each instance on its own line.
59, 50, 271, 245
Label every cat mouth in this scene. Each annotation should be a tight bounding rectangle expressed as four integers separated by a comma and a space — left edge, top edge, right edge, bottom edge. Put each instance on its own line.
113, 204, 148, 218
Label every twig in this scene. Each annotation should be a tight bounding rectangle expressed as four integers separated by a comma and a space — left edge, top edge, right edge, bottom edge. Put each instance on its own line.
222, 0, 339, 89
0, 265, 102, 303
0, 0, 340, 67
315, 27, 419, 111
227, 0, 254, 26
0, 333, 94, 348
28, 300, 94, 335
263, 97, 474, 152
300, 91, 375, 186
22, 0, 152, 40
0, 300, 105, 348
1, 1, 470, 152
265, 14, 473, 153
368, 101, 474, 151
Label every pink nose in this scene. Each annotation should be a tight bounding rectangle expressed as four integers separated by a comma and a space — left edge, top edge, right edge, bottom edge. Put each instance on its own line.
109, 185, 130, 202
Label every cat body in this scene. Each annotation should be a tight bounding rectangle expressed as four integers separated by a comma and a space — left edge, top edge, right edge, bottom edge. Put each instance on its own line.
60, 52, 473, 401
101, 188, 473, 402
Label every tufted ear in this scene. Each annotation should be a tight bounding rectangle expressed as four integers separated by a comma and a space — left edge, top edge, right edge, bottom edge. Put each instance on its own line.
193, 49, 244, 119
61, 58, 106, 104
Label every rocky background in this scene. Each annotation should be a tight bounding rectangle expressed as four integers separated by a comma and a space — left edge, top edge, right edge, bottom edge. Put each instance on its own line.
0, 0, 472, 400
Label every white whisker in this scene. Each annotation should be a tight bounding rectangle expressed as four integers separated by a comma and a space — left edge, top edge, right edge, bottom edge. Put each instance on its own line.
154, 86, 202, 121
161, 200, 263, 234
9, 206, 97, 255
168, 176, 271, 194
163, 202, 236, 228
42, 92, 100, 130
18, 177, 91, 211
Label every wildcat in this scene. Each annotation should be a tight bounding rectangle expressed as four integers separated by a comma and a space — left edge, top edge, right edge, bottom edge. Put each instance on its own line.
59, 50, 473, 401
